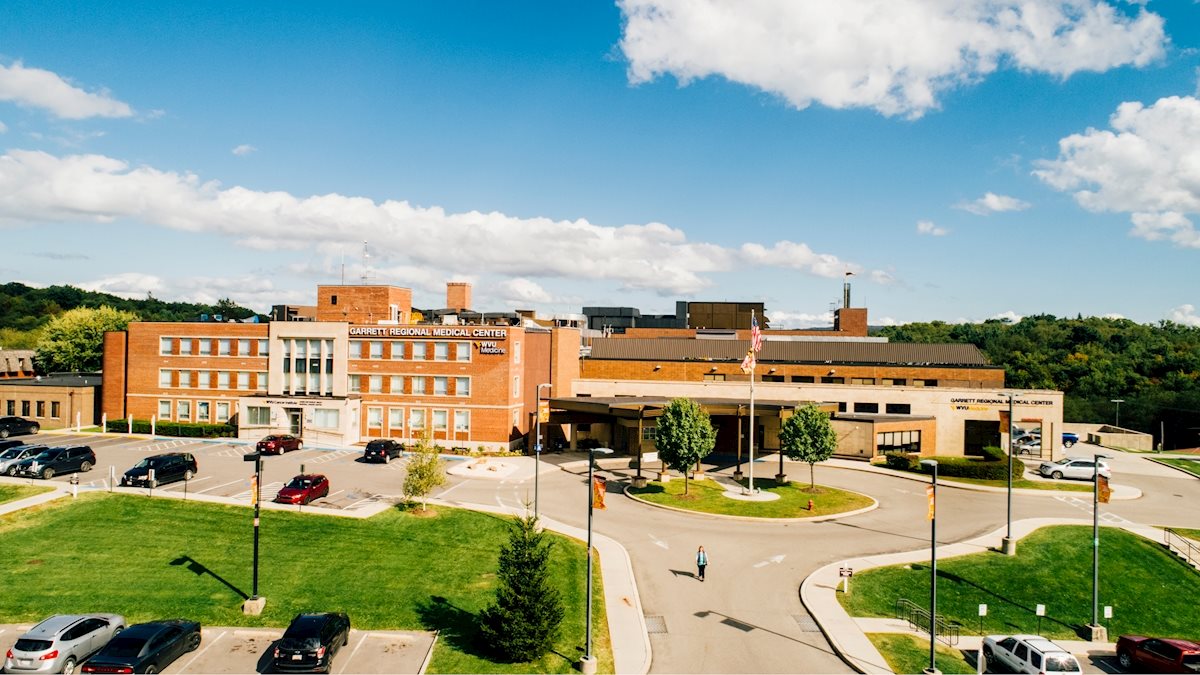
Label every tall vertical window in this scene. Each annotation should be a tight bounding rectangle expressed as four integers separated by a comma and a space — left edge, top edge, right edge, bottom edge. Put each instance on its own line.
456, 377, 470, 396
237, 339, 249, 355
514, 341, 521, 364
434, 377, 448, 395
216, 402, 230, 422
158, 400, 172, 419
369, 375, 383, 393
237, 372, 250, 389
179, 371, 192, 388
434, 342, 449, 361
513, 375, 520, 398
36, 401, 45, 417
409, 408, 426, 431
349, 341, 362, 358
456, 342, 471, 362
179, 339, 193, 355
369, 341, 384, 359
433, 409, 448, 431
257, 339, 268, 356
50, 401, 60, 418
412, 343, 427, 360
6, 401, 14, 415
411, 376, 427, 394
391, 342, 406, 360
454, 410, 469, 433
367, 407, 383, 428
218, 339, 231, 355
348, 375, 362, 393
388, 408, 404, 430
199, 339, 212, 356
160, 370, 172, 387
176, 400, 191, 420
197, 401, 210, 422
390, 376, 404, 393
159, 337, 173, 355
218, 371, 231, 389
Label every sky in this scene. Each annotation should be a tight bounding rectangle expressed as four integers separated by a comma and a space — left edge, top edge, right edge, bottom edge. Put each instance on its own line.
0, 0, 1198, 328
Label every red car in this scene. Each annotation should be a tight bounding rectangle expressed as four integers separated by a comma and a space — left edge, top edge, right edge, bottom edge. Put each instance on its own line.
273, 474, 329, 505
1117, 635, 1200, 673
256, 434, 303, 455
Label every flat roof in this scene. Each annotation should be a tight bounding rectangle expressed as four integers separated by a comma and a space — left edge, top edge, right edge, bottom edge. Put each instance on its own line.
835, 413, 936, 422
587, 338, 995, 367
549, 395, 836, 418
0, 374, 101, 388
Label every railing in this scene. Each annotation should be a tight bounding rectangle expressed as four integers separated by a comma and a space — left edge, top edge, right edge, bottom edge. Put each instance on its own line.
1164, 528, 1200, 570
895, 598, 961, 646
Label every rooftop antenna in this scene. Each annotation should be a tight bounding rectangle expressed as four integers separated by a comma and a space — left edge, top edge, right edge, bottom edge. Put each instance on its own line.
340, 249, 345, 285
360, 240, 373, 283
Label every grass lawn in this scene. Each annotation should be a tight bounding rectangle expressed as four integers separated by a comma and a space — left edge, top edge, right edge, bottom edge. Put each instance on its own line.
0, 494, 611, 674
867, 633, 975, 674
839, 526, 1200, 641
1151, 457, 1200, 478
1167, 527, 1200, 542
875, 465, 1092, 492
627, 475, 873, 518
0, 484, 53, 505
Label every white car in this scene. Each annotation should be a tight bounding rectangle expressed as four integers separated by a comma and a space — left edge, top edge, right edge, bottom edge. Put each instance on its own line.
1038, 457, 1111, 481
4, 613, 126, 675
0, 444, 45, 476
982, 634, 1082, 674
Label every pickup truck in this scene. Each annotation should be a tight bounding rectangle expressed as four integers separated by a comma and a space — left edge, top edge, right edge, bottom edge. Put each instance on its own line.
1116, 635, 1200, 673
1061, 432, 1079, 448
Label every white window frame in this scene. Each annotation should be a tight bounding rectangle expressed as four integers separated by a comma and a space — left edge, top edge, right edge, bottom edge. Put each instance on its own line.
216, 401, 230, 422
179, 371, 192, 388
367, 406, 384, 428
388, 407, 404, 430
433, 376, 448, 396
390, 376, 404, 393
176, 400, 191, 420
158, 400, 172, 419
218, 371, 231, 389
159, 370, 172, 388
368, 375, 383, 393
432, 409, 448, 432
198, 339, 212, 356
218, 339, 231, 355
409, 408, 426, 431
348, 375, 362, 393
313, 408, 339, 429
456, 342, 471, 362
434, 342, 449, 361
454, 410, 469, 433
159, 337, 172, 356
237, 372, 250, 390
179, 339, 193, 355
197, 401, 210, 422
411, 376, 426, 395
412, 342, 427, 360
455, 376, 470, 397
513, 375, 520, 398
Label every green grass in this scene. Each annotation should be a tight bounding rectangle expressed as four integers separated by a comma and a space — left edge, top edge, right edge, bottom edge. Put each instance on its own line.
0, 484, 53, 505
1151, 457, 1200, 478
867, 634, 975, 674
839, 526, 1200, 641
0, 494, 612, 674
1167, 527, 1200, 542
627, 476, 873, 518
876, 465, 1092, 492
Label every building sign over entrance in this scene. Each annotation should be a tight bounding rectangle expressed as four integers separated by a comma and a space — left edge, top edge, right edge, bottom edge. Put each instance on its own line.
349, 326, 508, 339
950, 396, 1055, 411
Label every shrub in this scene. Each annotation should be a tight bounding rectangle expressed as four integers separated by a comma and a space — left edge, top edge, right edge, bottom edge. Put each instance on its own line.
916, 455, 1024, 480
884, 452, 917, 471
105, 419, 235, 438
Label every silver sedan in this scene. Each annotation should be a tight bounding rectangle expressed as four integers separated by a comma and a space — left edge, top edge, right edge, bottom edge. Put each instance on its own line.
0, 445, 45, 476
3, 614, 126, 675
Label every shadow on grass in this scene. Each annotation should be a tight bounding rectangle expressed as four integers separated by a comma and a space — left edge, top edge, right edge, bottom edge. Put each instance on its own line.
169, 554, 248, 600
417, 595, 489, 660
909, 565, 1079, 635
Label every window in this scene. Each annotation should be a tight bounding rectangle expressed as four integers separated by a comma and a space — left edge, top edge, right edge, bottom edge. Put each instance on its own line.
218, 339, 231, 355
912, 379, 937, 387
197, 371, 210, 388
1030, 652, 1042, 670
179, 339, 193, 355
877, 430, 921, 453
821, 376, 845, 384
514, 341, 521, 364
176, 400, 191, 420
761, 375, 784, 382
237, 372, 250, 390
791, 375, 815, 383
388, 408, 404, 429
348, 375, 362, 393
367, 407, 383, 428
257, 372, 267, 391
218, 371, 230, 389
313, 408, 339, 428
851, 377, 875, 385
433, 409, 448, 431
21, 401, 30, 416
160, 337, 173, 355
237, 339, 249, 355
513, 375, 520, 397
390, 376, 404, 393
257, 339, 268, 355
369, 341, 384, 359
199, 339, 212, 356
391, 342, 406, 360
412, 342, 427, 360
159, 400, 172, 419
456, 342, 471, 362
512, 409, 520, 428
216, 402, 230, 422
34, 401, 44, 417
308, 372, 318, 393
882, 378, 906, 386
179, 371, 191, 388
160, 370, 172, 387
368, 375, 383, 393
411, 376, 426, 395
454, 410, 469, 433
434, 376, 448, 395
5, 401, 12, 415
434, 342, 449, 361
853, 402, 879, 413
641, 424, 657, 441
330, 294, 338, 305
885, 403, 911, 414
51, 401, 60, 418
703, 373, 726, 381
409, 408, 426, 430
455, 377, 470, 396
247, 406, 270, 425
197, 401, 210, 422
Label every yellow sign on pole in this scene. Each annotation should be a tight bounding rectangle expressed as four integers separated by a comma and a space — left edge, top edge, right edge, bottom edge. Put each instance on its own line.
249, 474, 258, 506
1098, 474, 1112, 504
538, 402, 550, 424
926, 485, 935, 520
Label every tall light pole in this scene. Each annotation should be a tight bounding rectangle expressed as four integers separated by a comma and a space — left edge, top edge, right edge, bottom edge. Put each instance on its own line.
1110, 399, 1125, 428
997, 392, 1021, 556
582, 446, 613, 675
1090, 453, 1111, 642
535, 383, 551, 519
242, 452, 264, 604
920, 459, 939, 675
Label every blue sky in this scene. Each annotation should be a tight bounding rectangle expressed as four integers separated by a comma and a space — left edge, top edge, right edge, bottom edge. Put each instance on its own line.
0, 0, 1198, 327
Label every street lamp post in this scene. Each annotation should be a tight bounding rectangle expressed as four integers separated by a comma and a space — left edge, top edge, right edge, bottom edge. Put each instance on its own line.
1090, 453, 1111, 642
581, 446, 613, 675
997, 392, 1021, 556
535, 383, 551, 519
1110, 399, 1125, 428
920, 459, 939, 675
241, 451, 265, 612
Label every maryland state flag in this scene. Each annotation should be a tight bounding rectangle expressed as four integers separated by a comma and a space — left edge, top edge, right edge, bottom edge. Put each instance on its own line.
1098, 474, 1112, 504
249, 474, 258, 506
740, 349, 756, 374
926, 485, 935, 520
592, 475, 607, 510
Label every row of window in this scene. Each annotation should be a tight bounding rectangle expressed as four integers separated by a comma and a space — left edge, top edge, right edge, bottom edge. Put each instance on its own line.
157, 399, 233, 423
877, 430, 921, 453
348, 375, 473, 396
160, 337, 268, 357
159, 370, 266, 391
363, 407, 471, 433
758, 375, 938, 386
4, 400, 62, 418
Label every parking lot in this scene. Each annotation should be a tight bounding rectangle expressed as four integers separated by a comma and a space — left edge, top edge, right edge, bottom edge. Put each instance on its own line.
0, 623, 436, 674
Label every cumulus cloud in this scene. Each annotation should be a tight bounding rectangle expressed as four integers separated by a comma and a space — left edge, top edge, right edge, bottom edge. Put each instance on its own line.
1168, 304, 1200, 327
77, 272, 302, 313
1034, 95, 1200, 248
766, 309, 833, 329
991, 310, 1023, 323
916, 220, 948, 236
956, 192, 1032, 215
498, 278, 553, 305
0, 61, 133, 119
0, 149, 875, 297
232, 144, 256, 156
618, 0, 1166, 118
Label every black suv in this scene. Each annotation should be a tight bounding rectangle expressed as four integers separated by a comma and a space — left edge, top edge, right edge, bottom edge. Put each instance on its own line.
121, 453, 198, 488
272, 613, 351, 673
0, 416, 39, 439
14, 446, 96, 479
362, 439, 404, 464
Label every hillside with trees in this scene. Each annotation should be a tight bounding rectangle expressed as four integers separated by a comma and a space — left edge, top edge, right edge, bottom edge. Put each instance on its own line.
877, 315, 1200, 449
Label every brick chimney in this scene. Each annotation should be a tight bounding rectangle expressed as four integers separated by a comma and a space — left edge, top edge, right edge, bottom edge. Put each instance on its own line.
446, 282, 472, 312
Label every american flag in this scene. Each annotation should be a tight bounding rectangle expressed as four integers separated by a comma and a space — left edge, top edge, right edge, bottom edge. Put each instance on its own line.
750, 314, 762, 352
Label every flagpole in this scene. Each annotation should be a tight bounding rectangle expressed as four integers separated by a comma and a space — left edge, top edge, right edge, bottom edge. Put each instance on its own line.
749, 309, 756, 494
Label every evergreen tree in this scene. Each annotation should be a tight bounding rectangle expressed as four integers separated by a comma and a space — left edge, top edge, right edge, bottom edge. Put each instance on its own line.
654, 397, 717, 495
478, 512, 564, 662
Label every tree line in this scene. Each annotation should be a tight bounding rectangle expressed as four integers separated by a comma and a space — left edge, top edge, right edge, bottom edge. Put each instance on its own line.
876, 315, 1200, 449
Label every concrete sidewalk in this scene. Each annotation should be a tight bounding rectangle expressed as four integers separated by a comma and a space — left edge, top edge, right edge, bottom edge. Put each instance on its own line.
800, 517, 1162, 674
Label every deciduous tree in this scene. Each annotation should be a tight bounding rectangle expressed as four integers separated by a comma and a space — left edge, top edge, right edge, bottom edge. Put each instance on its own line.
779, 404, 838, 489
654, 397, 716, 495
35, 305, 139, 372
402, 431, 445, 511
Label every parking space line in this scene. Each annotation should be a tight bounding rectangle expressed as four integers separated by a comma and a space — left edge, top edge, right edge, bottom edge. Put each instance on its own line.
161, 476, 213, 491
433, 479, 470, 499
324, 489, 345, 500
178, 630, 226, 672
336, 633, 369, 675
197, 479, 246, 494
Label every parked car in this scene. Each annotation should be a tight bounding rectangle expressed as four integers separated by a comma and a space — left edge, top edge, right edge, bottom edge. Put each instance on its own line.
1116, 635, 1200, 673
120, 453, 198, 488
1062, 432, 1080, 448
1038, 457, 1111, 481
272, 613, 351, 674
362, 439, 403, 463
0, 444, 46, 476
0, 416, 40, 439
982, 634, 1082, 674
13, 446, 96, 480
274, 474, 330, 505
80, 619, 200, 674
1013, 434, 1039, 448
3, 613, 125, 675
0, 438, 27, 452
1016, 439, 1042, 456
256, 434, 302, 455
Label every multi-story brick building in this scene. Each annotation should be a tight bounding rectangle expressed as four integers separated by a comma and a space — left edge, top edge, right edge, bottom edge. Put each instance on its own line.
103, 283, 580, 450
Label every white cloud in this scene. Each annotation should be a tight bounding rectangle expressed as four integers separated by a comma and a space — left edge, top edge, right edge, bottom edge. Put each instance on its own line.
498, 278, 553, 305
77, 272, 302, 313
0, 121, 6, 134
618, 0, 1165, 118
1034, 95, 1200, 248
1168, 304, 1200, 327
0, 61, 133, 119
765, 309, 833, 329
916, 220, 948, 236
0, 149, 872, 297
991, 310, 1023, 323
232, 144, 256, 157
956, 192, 1032, 215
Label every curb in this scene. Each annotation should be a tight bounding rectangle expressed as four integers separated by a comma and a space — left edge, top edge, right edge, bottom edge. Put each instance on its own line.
1146, 457, 1200, 480
621, 481, 879, 523
826, 459, 1142, 500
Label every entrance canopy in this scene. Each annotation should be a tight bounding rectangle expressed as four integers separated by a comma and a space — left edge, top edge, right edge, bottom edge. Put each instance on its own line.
547, 395, 836, 423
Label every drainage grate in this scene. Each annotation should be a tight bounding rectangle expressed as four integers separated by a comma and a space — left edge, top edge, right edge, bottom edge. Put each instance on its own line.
793, 614, 821, 632
645, 615, 668, 634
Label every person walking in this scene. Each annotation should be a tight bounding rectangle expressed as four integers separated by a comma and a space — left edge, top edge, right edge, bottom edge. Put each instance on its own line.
696, 545, 708, 582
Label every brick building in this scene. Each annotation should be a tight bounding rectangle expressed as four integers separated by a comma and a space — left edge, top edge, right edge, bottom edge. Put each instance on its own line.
0, 373, 101, 430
